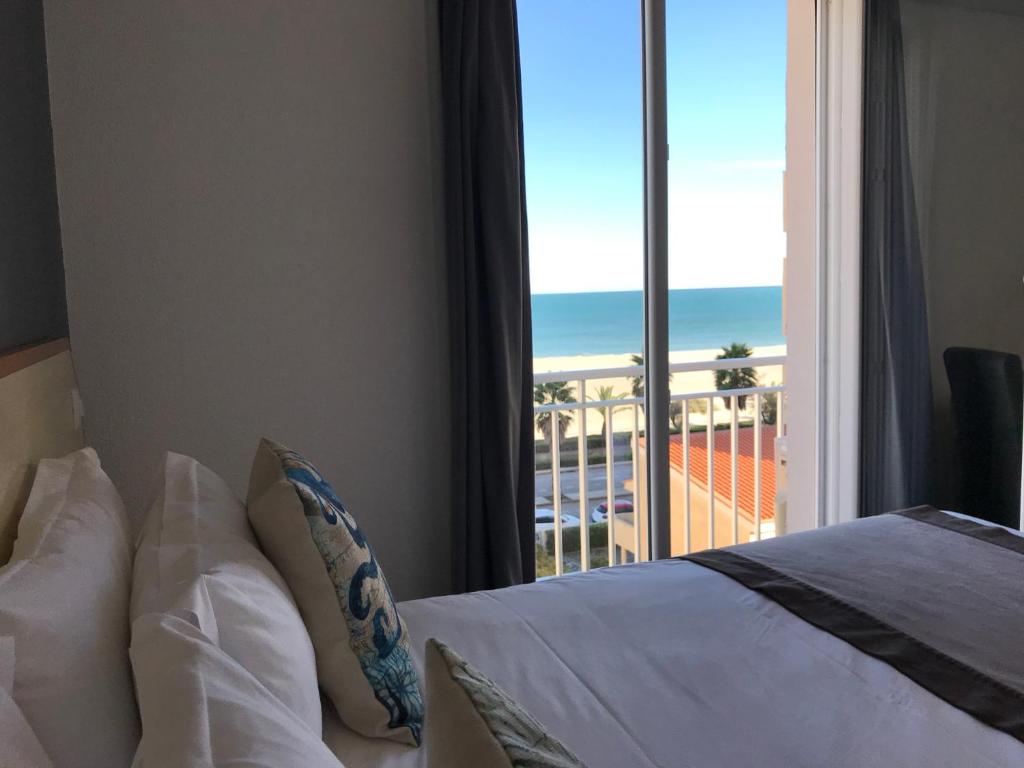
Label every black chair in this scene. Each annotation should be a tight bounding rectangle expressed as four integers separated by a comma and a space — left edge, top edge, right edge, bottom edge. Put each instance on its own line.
944, 347, 1023, 527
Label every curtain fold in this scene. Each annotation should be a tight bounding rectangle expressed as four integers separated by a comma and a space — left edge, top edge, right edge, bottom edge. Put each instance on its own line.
859, 0, 933, 516
439, 0, 535, 591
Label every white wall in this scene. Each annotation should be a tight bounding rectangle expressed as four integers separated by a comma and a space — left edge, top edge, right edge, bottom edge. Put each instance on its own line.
42, 1, 451, 599
901, 0, 1024, 508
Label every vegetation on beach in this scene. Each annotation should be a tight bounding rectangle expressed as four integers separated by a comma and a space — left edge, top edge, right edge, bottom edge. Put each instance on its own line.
628, 353, 672, 403
629, 353, 645, 399
589, 385, 626, 443
534, 381, 576, 442
714, 342, 758, 409
532, 341, 774, 470
670, 397, 707, 430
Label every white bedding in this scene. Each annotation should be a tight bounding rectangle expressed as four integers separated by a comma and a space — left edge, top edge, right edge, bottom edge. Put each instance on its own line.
326, 522, 1024, 767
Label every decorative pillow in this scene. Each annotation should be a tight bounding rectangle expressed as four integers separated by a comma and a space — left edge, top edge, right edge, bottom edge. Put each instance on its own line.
425, 639, 586, 768
131, 452, 321, 735
0, 448, 139, 768
130, 610, 344, 768
246, 438, 423, 745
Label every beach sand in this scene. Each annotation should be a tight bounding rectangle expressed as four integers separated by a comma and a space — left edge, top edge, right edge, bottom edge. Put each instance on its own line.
533, 344, 786, 438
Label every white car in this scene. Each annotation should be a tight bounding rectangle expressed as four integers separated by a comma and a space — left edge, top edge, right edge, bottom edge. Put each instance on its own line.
534, 508, 579, 538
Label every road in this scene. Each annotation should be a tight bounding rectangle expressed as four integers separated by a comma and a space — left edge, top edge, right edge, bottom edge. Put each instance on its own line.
535, 460, 635, 520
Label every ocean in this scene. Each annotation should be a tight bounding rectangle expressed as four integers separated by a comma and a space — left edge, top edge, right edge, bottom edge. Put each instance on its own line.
531, 286, 784, 357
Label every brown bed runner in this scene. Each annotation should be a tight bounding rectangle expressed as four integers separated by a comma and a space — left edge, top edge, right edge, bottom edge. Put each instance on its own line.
684, 507, 1024, 742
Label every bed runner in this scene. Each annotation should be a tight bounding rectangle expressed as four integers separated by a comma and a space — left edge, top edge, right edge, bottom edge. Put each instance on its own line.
684, 507, 1024, 742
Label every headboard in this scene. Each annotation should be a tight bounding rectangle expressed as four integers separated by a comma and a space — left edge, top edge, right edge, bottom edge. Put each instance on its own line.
0, 339, 84, 564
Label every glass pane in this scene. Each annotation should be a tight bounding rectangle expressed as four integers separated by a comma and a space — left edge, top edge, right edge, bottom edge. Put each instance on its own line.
662, 0, 789, 555
519, 0, 644, 576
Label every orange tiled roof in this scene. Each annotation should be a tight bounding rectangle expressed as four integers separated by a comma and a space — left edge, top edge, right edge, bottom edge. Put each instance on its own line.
669, 425, 777, 521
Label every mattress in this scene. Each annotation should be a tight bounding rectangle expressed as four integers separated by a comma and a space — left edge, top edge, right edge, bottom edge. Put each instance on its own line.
325, 512, 1024, 768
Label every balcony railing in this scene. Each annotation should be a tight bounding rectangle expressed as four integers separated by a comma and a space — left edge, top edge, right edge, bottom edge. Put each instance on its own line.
534, 356, 786, 577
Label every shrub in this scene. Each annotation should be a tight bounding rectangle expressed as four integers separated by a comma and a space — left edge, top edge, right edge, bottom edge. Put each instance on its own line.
761, 388, 779, 425
543, 521, 608, 556
535, 545, 557, 578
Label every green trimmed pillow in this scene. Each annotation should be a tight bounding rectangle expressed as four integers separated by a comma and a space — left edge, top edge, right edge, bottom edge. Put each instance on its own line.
246, 438, 423, 745
424, 638, 586, 768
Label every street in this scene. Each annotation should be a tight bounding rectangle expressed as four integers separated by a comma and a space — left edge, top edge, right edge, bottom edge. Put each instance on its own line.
535, 460, 635, 520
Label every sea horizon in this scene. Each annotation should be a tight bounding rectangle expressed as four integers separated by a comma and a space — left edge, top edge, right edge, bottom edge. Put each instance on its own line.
532, 286, 784, 358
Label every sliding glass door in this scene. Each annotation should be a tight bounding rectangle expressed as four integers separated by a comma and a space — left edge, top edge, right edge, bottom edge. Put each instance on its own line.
521, 0, 792, 575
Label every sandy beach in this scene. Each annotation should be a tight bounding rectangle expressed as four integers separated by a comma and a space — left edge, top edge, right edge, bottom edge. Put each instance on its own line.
533, 344, 786, 438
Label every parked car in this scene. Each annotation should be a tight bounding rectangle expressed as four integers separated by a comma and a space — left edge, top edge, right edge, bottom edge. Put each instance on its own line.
534, 508, 579, 539
591, 500, 633, 523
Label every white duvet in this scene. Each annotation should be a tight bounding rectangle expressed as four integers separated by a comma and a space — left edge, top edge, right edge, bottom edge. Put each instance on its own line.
326, 546, 1024, 767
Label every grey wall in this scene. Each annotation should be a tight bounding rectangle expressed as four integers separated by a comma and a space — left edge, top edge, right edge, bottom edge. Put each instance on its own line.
1, 0, 66, 353
42, 1, 451, 599
902, 1, 1024, 508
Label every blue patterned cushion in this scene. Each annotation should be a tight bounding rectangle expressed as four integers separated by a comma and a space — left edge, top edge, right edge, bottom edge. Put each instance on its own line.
246, 439, 423, 745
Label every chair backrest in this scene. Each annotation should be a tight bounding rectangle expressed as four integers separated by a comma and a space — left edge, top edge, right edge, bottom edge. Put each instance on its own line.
943, 347, 1023, 527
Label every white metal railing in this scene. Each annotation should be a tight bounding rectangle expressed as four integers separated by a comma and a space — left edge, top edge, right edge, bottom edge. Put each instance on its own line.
534, 356, 786, 578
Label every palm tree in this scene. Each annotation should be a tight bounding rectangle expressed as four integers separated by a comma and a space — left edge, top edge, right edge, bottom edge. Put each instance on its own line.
628, 354, 645, 399
714, 342, 758, 410
589, 385, 626, 444
669, 400, 683, 431
534, 382, 576, 443
628, 353, 672, 402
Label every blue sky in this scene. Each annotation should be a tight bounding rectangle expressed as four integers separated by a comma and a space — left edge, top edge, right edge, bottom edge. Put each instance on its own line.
518, 0, 787, 294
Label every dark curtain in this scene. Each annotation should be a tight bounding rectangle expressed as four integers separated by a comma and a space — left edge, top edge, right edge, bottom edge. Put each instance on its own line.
439, 0, 535, 591
859, 0, 933, 516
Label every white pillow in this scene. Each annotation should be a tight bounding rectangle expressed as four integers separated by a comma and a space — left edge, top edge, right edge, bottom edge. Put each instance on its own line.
131, 452, 321, 734
0, 448, 138, 768
0, 635, 14, 694
0, 690, 53, 768
0, 636, 52, 768
131, 610, 344, 768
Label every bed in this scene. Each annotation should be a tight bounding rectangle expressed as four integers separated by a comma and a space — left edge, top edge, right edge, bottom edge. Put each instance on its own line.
3, 340, 1024, 768
327, 514, 1024, 768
